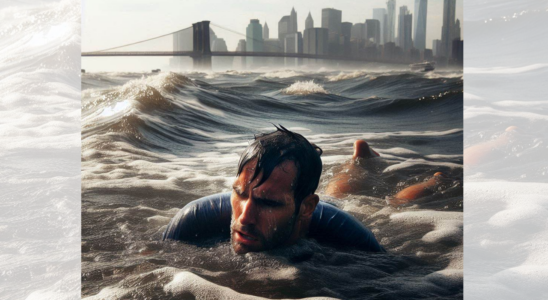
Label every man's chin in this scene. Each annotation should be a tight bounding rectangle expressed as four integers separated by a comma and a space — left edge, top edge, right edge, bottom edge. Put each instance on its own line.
231, 235, 264, 254
232, 240, 258, 254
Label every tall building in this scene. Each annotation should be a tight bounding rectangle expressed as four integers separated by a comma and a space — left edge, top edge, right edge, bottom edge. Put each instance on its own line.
263, 22, 269, 39
321, 8, 342, 42
404, 13, 413, 51
351, 23, 367, 41
278, 16, 290, 41
264, 39, 281, 52
263, 38, 283, 66
289, 7, 298, 34
454, 19, 461, 41
303, 28, 329, 55
211, 38, 232, 70
305, 12, 314, 29
236, 39, 246, 52
452, 38, 463, 66
365, 19, 381, 45
284, 32, 303, 66
373, 8, 387, 44
413, 0, 428, 51
234, 39, 246, 69
441, 0, 456, 57
397, 6, 412, 51
246, 19, 263, 68
386, 0, 396, 43
341, 22, 352, 38
432, 39, 441, 57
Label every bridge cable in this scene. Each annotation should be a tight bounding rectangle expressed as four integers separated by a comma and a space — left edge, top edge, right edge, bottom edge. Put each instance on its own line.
90, 26, 193, 52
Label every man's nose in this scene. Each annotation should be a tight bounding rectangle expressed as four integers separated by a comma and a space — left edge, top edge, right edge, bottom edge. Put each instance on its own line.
239, 199, 257, 225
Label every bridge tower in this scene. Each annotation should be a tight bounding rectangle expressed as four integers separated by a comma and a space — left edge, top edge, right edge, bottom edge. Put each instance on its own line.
192, 21, 212, 70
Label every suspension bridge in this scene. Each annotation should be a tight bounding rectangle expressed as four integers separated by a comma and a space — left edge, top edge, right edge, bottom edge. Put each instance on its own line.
81, 21, 395, 70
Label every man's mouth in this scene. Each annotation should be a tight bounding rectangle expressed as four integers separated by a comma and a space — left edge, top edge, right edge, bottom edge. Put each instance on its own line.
234, 230, 259, 244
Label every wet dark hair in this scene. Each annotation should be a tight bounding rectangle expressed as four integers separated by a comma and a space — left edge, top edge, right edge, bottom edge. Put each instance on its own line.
237, 125, 323, 213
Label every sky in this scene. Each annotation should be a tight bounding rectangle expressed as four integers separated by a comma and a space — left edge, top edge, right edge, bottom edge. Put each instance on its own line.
82, 0, 463, 53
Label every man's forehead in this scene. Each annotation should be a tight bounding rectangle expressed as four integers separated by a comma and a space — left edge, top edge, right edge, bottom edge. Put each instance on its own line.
234, 160, 297, 195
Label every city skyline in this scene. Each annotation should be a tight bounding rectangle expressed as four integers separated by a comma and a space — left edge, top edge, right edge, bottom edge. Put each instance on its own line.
82, 0, 463, 53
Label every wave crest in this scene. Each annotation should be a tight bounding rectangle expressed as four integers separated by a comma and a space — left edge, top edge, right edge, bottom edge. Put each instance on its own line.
282, 80, 328, 95
261, 70, 303, 79
326, 71, 368, 82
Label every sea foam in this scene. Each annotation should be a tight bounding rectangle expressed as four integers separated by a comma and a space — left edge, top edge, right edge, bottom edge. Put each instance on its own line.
282, 80, 328, 95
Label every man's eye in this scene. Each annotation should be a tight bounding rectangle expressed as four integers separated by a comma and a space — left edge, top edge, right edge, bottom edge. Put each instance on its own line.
259, 199, 282, 207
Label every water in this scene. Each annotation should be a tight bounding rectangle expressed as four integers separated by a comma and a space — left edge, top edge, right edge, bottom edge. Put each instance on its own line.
0, 0, 80, 299
463, 1, 548, 298
81, 68, 463, 299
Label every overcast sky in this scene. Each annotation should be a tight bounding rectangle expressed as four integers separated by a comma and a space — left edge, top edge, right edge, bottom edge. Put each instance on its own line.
82, 0, 463, 52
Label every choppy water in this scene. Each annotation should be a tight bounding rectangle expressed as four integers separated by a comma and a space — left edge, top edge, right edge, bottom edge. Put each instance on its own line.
464, 0, 548, 298
82, 68, 463, 299
0, 0, 80, 299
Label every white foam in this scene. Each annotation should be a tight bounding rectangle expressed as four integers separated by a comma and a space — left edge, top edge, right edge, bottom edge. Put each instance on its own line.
465, 182, 548, 297
0, 1, 81, 299
164, 270, 337, 300
383, 158, 462, 173
260, 70, 303, 79
282, 80, 328, 95
464, 105, 548, 121
494, 100, 548, 107
379, 147, 419, 156
390, 211, 463, 244
465, 63, 548, 74
326, 71, 367, 82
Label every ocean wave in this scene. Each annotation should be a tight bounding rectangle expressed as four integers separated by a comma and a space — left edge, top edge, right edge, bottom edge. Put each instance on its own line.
423, 71, 464, 79
282, 80, 328, 95
261, 69, 304, 79
465, 63, 548, 74
464, 106, 548, 121
326, 71, 368, 82
83, 72, 194, 114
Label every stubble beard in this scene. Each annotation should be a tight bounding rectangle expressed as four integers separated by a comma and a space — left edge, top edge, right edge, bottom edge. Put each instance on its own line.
230, 214, 297, 254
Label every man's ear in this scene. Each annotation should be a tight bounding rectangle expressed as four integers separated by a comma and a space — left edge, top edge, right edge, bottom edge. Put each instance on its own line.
299, 194, 319, 219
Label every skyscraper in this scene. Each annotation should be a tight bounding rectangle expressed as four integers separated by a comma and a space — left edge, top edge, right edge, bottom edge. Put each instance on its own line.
351, 23, 367, 41
404, 12, 413, 51
303, 28, 329, 55
305, 12, 314, 30
441, 0, 456, 57
289, 7, 298, 34
397, 6, 412, 51
278, 16, 290, 41
235, 39, 246, 69
432, 39, 441, 56
321, 8, 342, 42
373, 8, 387, 45
413, 0, 428, 51
341, 22, 352, 39
211, 38, 232, 70
454, 19, 461, 41
365, 19, 381, 45
386, 0, 396, 43
246, 19, 263, 68
284, 32, 303, 66
263, 22, 269, 39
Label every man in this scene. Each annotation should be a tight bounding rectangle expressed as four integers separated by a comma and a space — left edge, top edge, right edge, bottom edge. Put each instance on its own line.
163, 125, 384, 253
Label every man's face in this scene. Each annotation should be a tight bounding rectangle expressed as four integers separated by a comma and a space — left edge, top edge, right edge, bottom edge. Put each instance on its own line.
230, 159, 299, 254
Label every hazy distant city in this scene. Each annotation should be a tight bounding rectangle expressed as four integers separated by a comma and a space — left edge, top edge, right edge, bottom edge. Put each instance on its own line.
170, 0, 463, 70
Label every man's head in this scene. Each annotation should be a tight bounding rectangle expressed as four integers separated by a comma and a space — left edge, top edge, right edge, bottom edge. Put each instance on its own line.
230, 125, 323, 254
